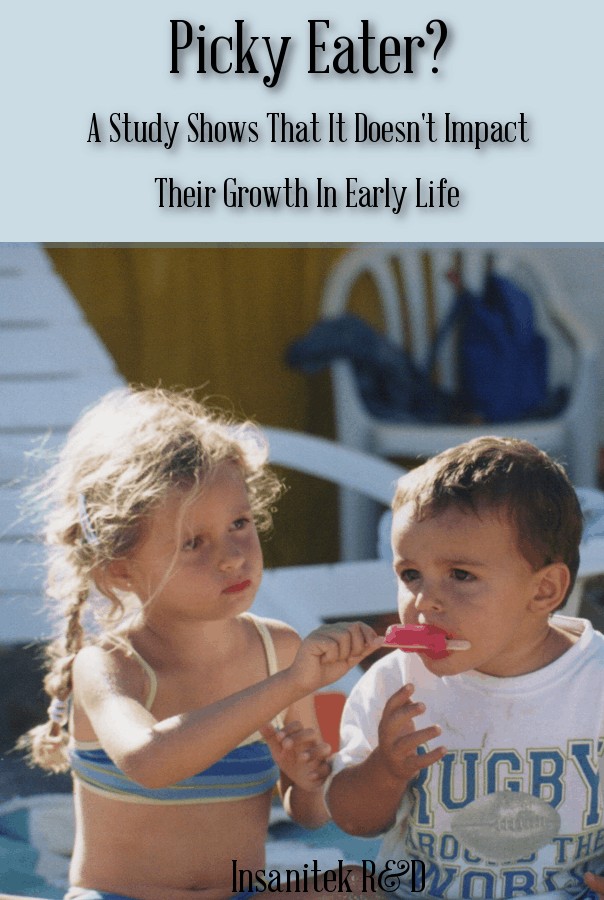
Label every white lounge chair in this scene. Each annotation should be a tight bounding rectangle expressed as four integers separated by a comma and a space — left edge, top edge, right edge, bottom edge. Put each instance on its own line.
0, 244, 124, 643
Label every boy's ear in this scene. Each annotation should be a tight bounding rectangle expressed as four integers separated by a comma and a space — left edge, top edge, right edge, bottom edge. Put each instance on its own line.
531, 562, 571, 614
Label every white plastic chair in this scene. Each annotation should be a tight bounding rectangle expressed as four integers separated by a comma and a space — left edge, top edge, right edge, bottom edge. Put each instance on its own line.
262, 425, 402, 509
321, 245, 600, 559
255, 427, 404, 694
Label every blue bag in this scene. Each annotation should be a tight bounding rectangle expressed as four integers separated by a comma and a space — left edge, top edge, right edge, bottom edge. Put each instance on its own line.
432, 270, 550, 423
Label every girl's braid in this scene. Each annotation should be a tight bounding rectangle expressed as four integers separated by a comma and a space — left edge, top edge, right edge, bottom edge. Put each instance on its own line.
19, 587, 89, 772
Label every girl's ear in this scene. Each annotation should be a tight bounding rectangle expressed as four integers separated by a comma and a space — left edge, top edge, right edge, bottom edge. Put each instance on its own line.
96, 558, 134, 595
531, 562, 571, 614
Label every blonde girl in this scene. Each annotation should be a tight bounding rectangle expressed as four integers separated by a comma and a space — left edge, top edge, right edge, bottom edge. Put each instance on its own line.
20, 387, 380, 900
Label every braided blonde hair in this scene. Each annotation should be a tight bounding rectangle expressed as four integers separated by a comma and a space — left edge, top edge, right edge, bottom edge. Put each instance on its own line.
19, 386, 283, 771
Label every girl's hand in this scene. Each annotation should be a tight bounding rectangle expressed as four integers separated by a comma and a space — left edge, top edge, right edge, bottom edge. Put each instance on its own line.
584, 872, 604, 898
290, 622, 382, 692
261, 721, 331, 792
375, 683, 446, 783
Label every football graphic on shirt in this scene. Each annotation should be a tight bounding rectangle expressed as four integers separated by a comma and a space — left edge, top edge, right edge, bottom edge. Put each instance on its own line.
451, 791, 561, 862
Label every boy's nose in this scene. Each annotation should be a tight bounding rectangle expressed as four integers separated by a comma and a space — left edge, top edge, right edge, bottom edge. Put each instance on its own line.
414, 588, 443, 612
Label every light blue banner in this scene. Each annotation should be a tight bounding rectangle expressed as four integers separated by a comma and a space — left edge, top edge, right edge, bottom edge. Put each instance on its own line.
1, 1, 601, 241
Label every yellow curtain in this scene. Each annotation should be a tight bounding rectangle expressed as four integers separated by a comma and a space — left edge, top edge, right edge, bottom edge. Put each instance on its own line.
46, 246, 348, 567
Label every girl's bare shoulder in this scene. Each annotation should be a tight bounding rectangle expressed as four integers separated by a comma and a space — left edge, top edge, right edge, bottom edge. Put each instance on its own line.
251, 614, 301, 667
72, 640, 149, 704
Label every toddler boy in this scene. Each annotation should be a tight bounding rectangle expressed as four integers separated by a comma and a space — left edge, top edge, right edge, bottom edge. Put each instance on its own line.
327, 437, 604, 899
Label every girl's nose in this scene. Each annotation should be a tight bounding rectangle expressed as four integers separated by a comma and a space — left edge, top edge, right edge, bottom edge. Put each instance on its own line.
218, 538, 244, 571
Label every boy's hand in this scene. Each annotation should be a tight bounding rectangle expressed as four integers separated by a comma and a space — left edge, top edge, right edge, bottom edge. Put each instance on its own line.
261, 721, 331, 791
376, 683, 446, 782
584, 872, 604, 898
290, 622, 382, 692
326, 682, 445, 838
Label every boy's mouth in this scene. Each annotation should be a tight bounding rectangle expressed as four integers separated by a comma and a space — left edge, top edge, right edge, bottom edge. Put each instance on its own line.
385, 624, 471, 658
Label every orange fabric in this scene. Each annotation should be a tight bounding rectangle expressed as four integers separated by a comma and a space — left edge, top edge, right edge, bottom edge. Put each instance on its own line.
314, 691, 346, 753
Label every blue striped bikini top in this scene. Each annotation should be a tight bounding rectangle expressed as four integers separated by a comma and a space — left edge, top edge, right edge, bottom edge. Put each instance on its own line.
69, 614, 285, 805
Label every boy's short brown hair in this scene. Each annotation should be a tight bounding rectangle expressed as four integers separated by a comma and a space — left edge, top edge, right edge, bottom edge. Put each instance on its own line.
393, 437, 583, 602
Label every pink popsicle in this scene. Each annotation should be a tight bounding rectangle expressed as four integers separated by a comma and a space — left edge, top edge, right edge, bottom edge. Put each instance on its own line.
384, 624, 471, 660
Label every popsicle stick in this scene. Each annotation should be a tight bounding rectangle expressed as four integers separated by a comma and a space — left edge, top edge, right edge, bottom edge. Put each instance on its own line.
388, 639, 471, 651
